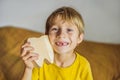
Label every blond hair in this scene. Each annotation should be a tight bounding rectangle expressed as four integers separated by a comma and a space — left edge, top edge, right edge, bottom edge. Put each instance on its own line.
45, 6, 84, 35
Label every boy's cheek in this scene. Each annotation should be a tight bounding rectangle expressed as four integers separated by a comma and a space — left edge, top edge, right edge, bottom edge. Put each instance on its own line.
48, 37, 54, 45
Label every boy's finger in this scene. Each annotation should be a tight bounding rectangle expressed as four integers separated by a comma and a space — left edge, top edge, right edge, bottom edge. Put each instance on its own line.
22, 42, 30, 48
22, 52, 39, 61
27, 56, 39, 62
21, 46, 34, 57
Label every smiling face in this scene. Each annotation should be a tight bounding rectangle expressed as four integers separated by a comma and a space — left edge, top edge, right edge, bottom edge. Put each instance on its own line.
48, 17, 83, 55
45, 7, 84, 55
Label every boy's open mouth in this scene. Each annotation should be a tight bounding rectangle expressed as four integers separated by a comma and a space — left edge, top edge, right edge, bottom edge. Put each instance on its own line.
55, 41, 69, 47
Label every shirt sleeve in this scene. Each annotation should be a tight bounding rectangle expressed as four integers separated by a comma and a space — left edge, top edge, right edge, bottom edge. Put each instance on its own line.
32, 68, 39, 80
81, 62, 93, 80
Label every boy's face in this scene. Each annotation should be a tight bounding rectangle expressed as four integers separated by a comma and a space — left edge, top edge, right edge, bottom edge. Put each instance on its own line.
48, 17, 83, 55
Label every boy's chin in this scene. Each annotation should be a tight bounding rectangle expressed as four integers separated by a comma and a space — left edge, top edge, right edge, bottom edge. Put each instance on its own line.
54, 49, 73, 55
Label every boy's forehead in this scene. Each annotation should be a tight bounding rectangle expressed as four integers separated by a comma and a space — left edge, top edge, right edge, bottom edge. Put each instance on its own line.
51, 19, 78, 31
54, 17, 64, 24
53, 16, 74, 25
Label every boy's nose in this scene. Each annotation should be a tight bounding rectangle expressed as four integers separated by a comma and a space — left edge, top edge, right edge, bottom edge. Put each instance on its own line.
57, 30, 66, 38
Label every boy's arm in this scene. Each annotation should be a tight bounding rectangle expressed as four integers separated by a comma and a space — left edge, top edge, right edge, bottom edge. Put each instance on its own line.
21, 68, 32, 80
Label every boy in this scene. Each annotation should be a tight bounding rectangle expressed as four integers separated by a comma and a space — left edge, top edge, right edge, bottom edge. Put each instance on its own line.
21, 6, 93, 80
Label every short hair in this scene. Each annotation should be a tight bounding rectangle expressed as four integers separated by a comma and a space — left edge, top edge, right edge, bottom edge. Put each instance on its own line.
45, 6, 84, 35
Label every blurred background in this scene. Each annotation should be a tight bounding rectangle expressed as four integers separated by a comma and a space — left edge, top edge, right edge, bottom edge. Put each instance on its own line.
0, 0, 120, 44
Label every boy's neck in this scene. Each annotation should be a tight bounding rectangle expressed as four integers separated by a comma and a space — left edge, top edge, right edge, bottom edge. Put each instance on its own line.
54, 52, 76, 68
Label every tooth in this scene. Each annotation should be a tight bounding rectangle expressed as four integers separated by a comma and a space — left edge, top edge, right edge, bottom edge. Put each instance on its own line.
56, 42, 68, 46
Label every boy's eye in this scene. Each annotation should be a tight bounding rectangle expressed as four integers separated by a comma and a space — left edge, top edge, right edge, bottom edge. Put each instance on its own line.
51, 28, 58, 32
67, 28, 73, 32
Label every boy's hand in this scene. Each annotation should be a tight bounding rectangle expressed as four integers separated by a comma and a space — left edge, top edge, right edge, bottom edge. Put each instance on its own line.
21, 42, 39, 69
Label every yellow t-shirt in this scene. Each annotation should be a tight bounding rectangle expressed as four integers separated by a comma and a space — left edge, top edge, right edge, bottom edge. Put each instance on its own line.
32, 53, 93, 80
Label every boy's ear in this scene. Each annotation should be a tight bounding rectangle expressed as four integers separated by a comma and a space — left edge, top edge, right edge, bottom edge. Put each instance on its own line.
77, 33, 84, 44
